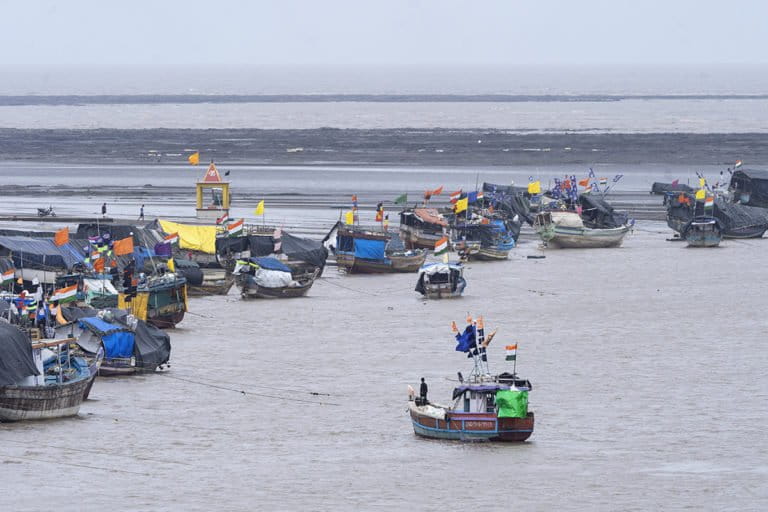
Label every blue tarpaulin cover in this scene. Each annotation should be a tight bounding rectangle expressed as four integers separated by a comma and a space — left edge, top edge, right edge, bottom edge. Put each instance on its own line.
0, 236, 84, 270
79, 317, 135, 359
250, 257, 292, 272
354, 238, 386, 260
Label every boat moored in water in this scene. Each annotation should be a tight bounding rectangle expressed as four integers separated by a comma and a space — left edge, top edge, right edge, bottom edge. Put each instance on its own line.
233, 257, 318, 299
415, 262, 466, 299
334, 226, 426, 274
408, 316, 534, 442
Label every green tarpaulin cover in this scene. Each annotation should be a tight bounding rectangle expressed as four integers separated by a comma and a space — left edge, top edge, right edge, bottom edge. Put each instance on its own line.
496, 390, 528, 418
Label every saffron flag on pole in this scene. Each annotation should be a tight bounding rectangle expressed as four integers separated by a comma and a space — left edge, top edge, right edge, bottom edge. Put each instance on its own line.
188, 152, 200, 165
52, 284, 78, 303
113, 237, 134, 256
227, 219, 244, 236
54, 227, 69, 247
164, 232, 179, 245
434, 236, 449, 255
254, 200, 265, 216
505, 344, 518, 361
432, 185, 444, 196
454, 197, 468, 213
527, 181, 541, 194
578, 178, 590, 187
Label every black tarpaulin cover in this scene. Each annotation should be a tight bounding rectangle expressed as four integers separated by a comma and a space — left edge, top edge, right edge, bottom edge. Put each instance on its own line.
482, 182, 534, 226
666, 194, 768, 237
0, 322, 39, 385
651, 182, 694, 195
578, 194, 629, 229
729, 169, 768, 208
0, 257, 14, 273
216, 236, 250, 255
0, 236, 85, 270
248, 234, 328, 269
172, 259, 204, 286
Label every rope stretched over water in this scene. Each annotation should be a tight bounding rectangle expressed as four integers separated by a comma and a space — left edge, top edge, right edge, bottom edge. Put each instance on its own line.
315, 277, 380, 296
158, 373, 341, 406
0, 451, 151, 476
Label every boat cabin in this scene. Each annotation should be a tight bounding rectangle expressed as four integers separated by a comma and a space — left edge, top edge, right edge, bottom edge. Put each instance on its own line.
451, 375, 532, 413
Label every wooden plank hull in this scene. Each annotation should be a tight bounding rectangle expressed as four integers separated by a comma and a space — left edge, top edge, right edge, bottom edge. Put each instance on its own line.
409, 408, 534, 442
400, 225, 443, 250
0, 376, 94, 422
336, 252, 427, 274
240, 282, 314, 299
147, 310, 185, 329
538, 224, 629, 248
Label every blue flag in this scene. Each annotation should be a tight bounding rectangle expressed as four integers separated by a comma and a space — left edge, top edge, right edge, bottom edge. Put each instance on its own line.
455, 325, 477, 353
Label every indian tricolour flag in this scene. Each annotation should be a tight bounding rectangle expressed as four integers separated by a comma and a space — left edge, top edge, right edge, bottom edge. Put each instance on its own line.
1, 268, 14, 284
505, 344, 518, 361
216, 213, 231, 225
599, 177, 608, 186
449, 190, 462, 204
164, 232, 179, 245
735, 160, 743, 168
434, 236, 449, 255
704, 196, 714, 209
227, 219, 244, 236
52, 284, 78, 303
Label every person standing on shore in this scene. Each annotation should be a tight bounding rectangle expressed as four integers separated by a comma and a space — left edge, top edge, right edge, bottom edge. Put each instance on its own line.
101, 202, 107, 218
138, 204, 145, 221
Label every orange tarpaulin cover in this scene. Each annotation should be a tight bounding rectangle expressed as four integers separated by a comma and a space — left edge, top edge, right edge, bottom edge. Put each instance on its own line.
413, 208, 448, 226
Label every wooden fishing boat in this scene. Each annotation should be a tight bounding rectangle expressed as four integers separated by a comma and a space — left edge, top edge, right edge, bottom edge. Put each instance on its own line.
409, 376, 534, 442
187, 268, 235, 296
234, 257, 318, 299
335, 227, 426, 274
534, 211, 630, 248
683, 217, 722, 247
415, 262, 466, 299
451, 220, 516, 261
399, 208, 448, 249
408, 316, 533, 442
0, 325, 101, 422
118, 274, 187, 329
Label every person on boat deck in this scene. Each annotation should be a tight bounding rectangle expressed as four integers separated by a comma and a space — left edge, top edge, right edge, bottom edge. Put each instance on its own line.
101, 202, 107, 217
420, 378, 428, 404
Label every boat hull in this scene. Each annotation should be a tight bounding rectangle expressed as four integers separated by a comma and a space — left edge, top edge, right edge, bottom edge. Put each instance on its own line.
337, 252, 427, 274
538, 225, 629, 248
0, 376, 94, 422
399, 225, 443, 250
686, 233, 722, 247
240, 282, 314, 299
410, 407, 534, 442
147, 310, 185, 329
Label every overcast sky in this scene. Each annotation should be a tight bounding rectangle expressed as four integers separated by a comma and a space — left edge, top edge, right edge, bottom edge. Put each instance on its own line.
2, 0, 767, 69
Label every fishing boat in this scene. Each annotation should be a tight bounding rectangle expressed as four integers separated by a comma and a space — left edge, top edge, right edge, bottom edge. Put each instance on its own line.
415, 262, 466, 299
59, 309, 171, 376
118, 273, 187, 329
399, 208, 449, 249
666, 191, 768, 239
408, 316, 534, 442
683, 217, 722, 247
233, 257, 318, 299
534, 211, 630, 248
334, 226, 426, 274
0, 322, 101, 422
451, 220, 516, 261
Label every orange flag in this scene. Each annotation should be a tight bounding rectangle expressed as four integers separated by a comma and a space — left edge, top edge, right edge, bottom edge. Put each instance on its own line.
93, 258, 105, 273
578, 178, 590, 187
432, 185, 444, 196
113, 236, 134, 256
54, 227, 69, 247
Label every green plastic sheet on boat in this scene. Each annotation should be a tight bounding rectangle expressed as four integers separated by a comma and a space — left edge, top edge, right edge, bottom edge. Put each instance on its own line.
495, 389, 528, 418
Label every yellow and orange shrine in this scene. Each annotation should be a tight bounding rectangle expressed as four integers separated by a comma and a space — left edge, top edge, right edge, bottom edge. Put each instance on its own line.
195, 163, 231, 221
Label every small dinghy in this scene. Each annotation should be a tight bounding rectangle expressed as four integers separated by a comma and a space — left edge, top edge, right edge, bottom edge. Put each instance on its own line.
233, 257, 318, 299
415, 262, 466, 299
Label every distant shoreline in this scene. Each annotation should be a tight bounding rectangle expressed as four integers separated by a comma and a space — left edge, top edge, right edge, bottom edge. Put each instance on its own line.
2, 94, 768, 106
